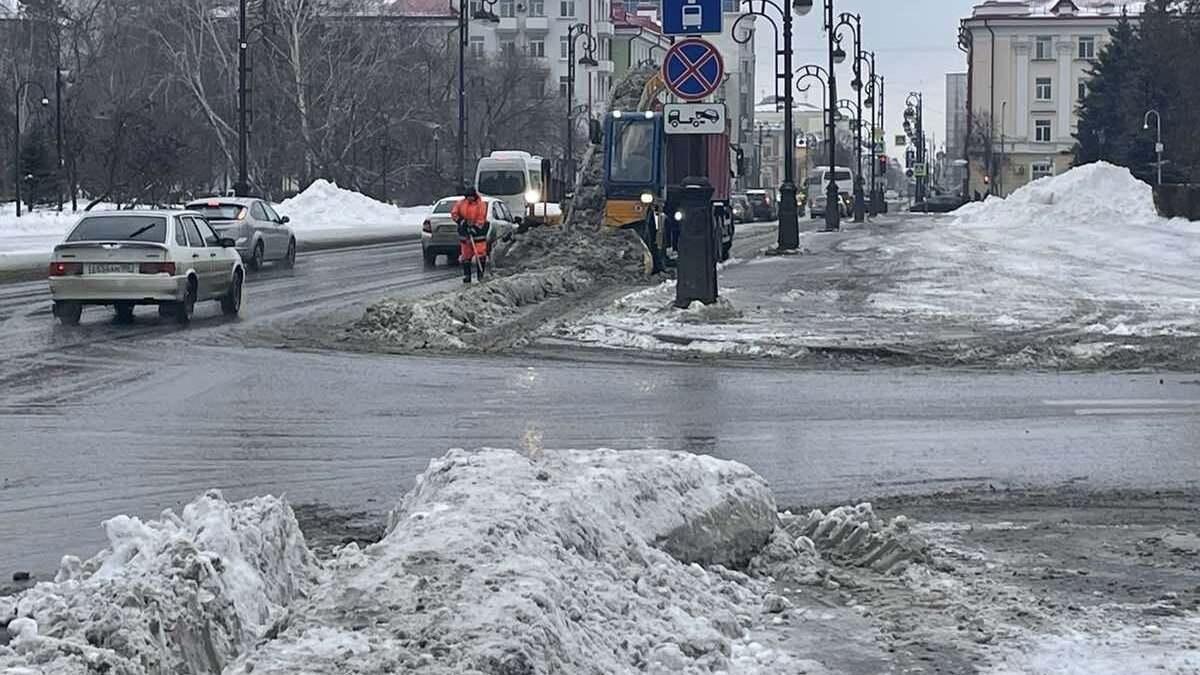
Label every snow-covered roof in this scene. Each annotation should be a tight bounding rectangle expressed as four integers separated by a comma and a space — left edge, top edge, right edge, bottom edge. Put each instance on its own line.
372, 0, 457, 17
971, 0, 1145, 18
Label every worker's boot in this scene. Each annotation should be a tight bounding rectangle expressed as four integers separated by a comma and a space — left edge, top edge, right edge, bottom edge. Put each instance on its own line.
477, 257, 487, 281
461, 260, 473, 284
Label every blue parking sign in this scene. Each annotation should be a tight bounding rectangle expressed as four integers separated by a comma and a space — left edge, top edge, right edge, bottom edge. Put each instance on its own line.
663, 0, 722, 35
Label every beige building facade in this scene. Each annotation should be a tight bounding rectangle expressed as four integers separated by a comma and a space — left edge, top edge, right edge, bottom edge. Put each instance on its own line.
961, 0, 1143, 196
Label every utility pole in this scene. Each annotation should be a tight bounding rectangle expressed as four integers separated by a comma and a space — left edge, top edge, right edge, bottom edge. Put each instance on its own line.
457, 1, 467, 190
235, 0, 250, 196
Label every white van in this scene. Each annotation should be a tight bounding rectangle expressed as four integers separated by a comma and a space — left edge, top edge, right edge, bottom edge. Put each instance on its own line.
805, 165, 855, 217
474, 150, 545, 219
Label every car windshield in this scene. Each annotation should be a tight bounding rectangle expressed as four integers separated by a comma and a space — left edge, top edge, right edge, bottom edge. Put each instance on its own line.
806, 176, 824, 186
433, 200, 457, 214
187, 203, 245, 220
66, 216, 167, 243
833, 170, 852, 181
477, 170, 526, 196
746, 194, 768, 205
609, 119, 655, 184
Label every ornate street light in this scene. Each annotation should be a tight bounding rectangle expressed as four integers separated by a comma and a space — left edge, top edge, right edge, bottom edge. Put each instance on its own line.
564, 22, 599, 190
734, 0, 816, 251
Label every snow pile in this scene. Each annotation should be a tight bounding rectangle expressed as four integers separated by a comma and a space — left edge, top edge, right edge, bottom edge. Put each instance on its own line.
354, 266, 592, 350
954, 161, 1159, 229
275, 179, 428, 234
559, 278, 819, 359
225, 447, 797, 675
0, 491, 317, 675
866, 161, 1200, 346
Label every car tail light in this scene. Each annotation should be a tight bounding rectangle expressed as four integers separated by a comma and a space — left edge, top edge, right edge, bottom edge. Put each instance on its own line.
422, 219, 433, 233
139, 262, 176, 275
49, 262, 83, 276
236, 207, 247, 221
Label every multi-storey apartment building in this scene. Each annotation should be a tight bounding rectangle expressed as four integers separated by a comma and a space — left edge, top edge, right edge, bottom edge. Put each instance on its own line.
961, 0, 1143, 196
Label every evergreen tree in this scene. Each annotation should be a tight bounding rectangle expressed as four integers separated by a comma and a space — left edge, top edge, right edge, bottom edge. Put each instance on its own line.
1074, 13, 1147, 174
19, 126, 56, 209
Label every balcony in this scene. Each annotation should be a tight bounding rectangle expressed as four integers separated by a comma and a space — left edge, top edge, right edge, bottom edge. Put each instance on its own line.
595, 59, 614, 73
497, 16, 519, 31
524, 16, 549, 31
593, 19, 614, 35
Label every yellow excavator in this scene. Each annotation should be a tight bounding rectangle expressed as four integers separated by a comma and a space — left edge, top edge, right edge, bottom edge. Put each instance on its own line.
599, 73, 735, 271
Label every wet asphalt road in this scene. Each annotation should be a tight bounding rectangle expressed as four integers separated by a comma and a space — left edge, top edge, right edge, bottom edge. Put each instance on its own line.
1, 237, 1199, 575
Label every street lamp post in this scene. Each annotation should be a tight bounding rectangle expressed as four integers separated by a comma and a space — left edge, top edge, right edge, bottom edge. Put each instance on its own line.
860, 51, 877, 216
13, 81, 51, 219
457, 0, 499, 191
904, 92, 924, 203
1143, 109, 1162, 186
566, 22, 599, 193
735, 0, 814, 251
830, 10, 863, 224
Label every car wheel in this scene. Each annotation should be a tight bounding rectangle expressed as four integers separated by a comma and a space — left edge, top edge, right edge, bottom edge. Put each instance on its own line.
173, 279, 196, 325
221, 271, 243, 316
114, 302, 135, 324
248, 240, 265, 271
54, 301, 81, 326
423, 247, 437, 267
283, 239, 296, 269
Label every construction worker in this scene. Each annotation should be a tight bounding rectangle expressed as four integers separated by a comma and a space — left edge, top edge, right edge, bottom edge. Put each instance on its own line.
451, 186, 490, 283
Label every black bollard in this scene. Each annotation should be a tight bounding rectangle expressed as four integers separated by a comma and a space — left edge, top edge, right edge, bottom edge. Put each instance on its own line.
672, 177, 718, 308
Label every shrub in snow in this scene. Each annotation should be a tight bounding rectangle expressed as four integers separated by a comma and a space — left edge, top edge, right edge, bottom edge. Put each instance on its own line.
225, 448, 792, 675
0, 491, 317, 675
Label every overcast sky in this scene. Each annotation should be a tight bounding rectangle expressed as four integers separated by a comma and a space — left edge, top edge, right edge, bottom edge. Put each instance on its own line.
754, 0, 980, 154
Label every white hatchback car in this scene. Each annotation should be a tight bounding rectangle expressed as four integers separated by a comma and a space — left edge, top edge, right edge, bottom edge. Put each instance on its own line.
48, 210, 245, 325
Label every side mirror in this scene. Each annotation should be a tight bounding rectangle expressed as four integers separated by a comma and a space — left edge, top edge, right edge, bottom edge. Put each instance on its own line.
219, 237, 237, 248
588, 118, 602, 145
279, 216, 290, 224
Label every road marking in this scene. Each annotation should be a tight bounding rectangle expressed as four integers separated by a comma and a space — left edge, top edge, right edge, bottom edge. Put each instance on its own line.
1072, 408, 1199, 416
1043, 399, 1200, 407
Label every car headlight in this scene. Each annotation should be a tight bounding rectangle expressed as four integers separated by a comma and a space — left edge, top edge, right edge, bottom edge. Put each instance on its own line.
524, 189, 539, 204
673, 210, 685, 222
235, 236, 248, 245
640, 192, 654, 204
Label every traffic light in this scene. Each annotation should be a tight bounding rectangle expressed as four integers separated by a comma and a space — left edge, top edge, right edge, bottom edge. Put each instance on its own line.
877, 155, 888, 175
905, 148, 915, 169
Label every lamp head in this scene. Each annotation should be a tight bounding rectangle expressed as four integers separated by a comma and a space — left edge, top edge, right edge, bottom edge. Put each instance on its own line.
792, 0, 813, 16
832, 46, 847, 65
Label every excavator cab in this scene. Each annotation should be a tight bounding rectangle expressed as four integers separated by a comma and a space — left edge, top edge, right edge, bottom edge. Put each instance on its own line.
602, 111, 666, 269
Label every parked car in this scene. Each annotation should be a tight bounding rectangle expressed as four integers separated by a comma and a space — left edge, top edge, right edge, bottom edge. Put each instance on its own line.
48, 210, 245, 326
744, 189, 776, 221
911, 193, 965, 213
808, 191, 853, 219
185, 197, 294, 271
421, 196, 519, 266
729, 194, 751, 223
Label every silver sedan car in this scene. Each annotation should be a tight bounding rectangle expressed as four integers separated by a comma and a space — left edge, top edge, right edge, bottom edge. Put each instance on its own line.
185, 197, 295, 270
420, 196, 518, 266
48, 210, 245, 325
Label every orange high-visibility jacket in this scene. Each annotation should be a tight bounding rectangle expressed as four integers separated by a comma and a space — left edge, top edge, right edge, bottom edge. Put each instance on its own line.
451, 197, 488, 227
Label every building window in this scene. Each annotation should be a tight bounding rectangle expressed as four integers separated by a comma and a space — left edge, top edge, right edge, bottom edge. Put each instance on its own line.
1035, 36, 1053, 60
468, 0, 482, 15
721, 0, 737, 11
1077, 80, 1087, 101
1078, 36, 1095, 60
529, 0, 544, 15
1035, 119, 1052, 143
559, 75, 570, 97
500, 39, 516, 56
499, 0, 514, 16
560, 35, 569, 58
1031, 161, 1054, 180
560, 0, 574, 16
1035, 77, 1052, 101
529, 38, 545, 57
469, 35, 485, 57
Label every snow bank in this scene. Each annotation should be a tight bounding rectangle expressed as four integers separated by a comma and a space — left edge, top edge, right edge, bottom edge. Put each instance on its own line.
955, 161, 1160, 229
355, 266, 593, 350
225, 447, 793, 675
0, 491, 317, 675
276, 179, 428, 236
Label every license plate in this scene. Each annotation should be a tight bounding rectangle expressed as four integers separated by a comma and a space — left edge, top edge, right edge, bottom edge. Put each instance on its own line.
86, 263, 136, 274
